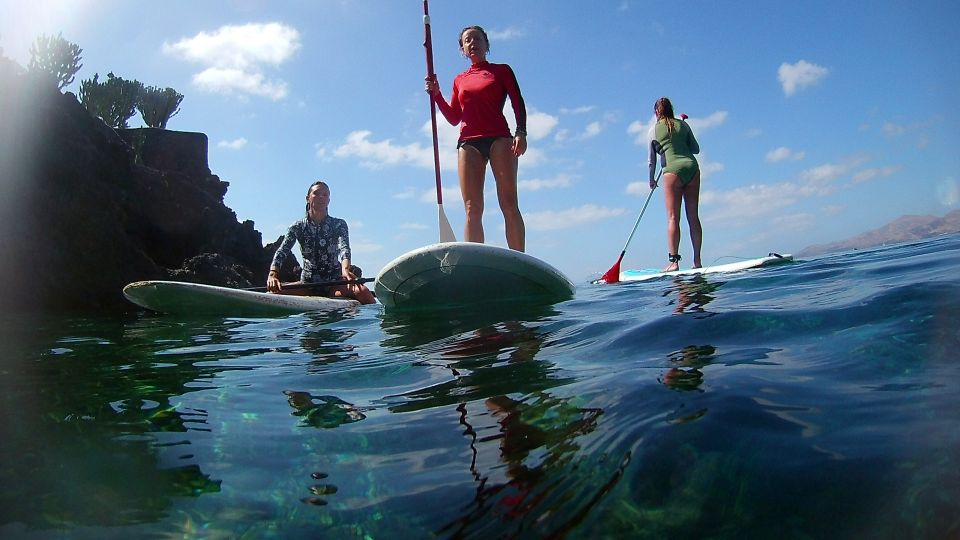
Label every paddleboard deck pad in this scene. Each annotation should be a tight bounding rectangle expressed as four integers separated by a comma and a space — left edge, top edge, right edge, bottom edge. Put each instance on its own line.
375, 242, 575, 309
123, 280, 360, 317
619, 253, 794, 283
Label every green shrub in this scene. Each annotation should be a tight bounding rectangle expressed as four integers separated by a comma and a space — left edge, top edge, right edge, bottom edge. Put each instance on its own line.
138, 86, 184, 128
28, 33, 83, 91
79, 72, 143, 129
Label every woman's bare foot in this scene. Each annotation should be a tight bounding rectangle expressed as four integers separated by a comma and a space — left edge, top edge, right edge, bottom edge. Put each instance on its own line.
664, 253, 681, 272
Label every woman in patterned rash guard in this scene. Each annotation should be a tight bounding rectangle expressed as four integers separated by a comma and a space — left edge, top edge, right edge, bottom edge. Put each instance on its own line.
267, 181, 375, 304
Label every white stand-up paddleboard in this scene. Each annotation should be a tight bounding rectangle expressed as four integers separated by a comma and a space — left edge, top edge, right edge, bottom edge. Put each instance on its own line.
375, 242, 575, 309
619, 253, 794, 283
123, 280, 360, 317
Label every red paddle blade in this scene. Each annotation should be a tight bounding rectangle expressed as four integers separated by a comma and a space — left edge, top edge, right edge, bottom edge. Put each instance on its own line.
599, 254, 624, 284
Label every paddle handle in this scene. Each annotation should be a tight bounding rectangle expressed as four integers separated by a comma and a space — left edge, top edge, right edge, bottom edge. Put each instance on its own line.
620, 168, 662, 252
423, 0, 443, 205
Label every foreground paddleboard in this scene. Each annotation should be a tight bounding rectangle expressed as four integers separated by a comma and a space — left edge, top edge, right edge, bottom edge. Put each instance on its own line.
123, 280, 360, 317
619, 253, 794, 283
375, 242, 575, 309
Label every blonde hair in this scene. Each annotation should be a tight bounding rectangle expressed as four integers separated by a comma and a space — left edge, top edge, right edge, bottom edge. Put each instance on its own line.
655, 97, 677, 137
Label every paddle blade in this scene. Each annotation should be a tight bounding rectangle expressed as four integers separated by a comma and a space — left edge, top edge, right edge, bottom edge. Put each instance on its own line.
438, 204, 457, 243
599, 253, 624, 284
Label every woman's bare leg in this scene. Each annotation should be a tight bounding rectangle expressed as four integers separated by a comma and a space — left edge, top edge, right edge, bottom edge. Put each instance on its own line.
662, 172, 683, 271
488, 138, 525, 251
329, 283, 376, 304
682, 171, 703, 268
458, 146, 487, 243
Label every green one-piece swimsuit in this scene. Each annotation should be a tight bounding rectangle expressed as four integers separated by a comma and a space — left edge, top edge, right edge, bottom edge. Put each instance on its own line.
650, 118, 700, 185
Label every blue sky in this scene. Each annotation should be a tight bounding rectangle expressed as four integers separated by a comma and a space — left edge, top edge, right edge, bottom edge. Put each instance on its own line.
3, 0, 958, 282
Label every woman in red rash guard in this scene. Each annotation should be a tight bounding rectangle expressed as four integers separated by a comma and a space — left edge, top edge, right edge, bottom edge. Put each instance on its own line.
426, 25, 528, 252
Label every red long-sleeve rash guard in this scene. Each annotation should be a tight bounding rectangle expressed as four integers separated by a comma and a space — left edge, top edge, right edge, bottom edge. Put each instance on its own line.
435, 61, 527, 142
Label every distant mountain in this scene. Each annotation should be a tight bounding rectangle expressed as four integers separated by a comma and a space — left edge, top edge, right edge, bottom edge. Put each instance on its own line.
798, 209, 960, 257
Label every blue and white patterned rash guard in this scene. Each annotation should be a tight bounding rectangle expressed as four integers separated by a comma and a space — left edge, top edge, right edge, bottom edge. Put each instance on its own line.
271, 216, 351, 283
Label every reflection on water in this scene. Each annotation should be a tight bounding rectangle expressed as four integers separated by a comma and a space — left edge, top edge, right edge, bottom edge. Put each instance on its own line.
378, 301, 559, 351
0, 315, 226, 529
378, 303, 566, 411
664, 274, 720, 315
2, 236, 959, 538
660, 344, 717, 392
440, 392, 608, 538
377, 303, 638, 538
284, 390, 366, 428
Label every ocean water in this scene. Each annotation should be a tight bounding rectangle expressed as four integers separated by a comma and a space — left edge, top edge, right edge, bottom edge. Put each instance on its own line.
1, 235, 958, 539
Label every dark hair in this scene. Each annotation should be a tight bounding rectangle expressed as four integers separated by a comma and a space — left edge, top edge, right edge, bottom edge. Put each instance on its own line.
305, 180, 329, 216
655, 97, 677, 136
458, 25, 489, 52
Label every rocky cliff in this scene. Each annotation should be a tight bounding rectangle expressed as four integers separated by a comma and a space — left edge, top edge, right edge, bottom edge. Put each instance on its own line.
0, 62, 298, 313
799, 210, 960, 257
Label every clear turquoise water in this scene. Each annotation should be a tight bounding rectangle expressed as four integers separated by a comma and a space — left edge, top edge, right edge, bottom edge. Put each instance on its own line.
2, 235, 958, 539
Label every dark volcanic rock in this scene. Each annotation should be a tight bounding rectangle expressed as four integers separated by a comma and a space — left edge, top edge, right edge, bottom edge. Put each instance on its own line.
0, 62, 277, 313
264, 235, 302, 283
119, 128, 213, 178
168, 253, 256, 289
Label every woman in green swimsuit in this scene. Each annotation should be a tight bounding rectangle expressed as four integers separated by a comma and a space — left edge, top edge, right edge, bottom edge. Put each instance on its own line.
648, 97, 702, 272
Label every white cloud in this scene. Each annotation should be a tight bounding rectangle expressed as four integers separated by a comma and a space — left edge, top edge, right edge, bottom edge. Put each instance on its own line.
772, 212, 816, 232
327, 130, 434, 169
852, 165, 901, 184
687, 111, 728, 132
193, 67, 288, 99
350, 241, 382, 254
400, 223, 429, 230
626, 117, 654, 145
487, 27, 527, 41
881, 118, 936, 144
798, 158, 866, 193
518, 173, 574, 192
778, 60, 829, 97
524, 109, 559, 141
418, 185, 461, 204
217, 137, 248, 150
822, 204, 845, 216
561, 111, 618, 142
162, 22, 300, 100
393, 187, 418, 200
701, 183, 797, 222
560, 105, 595, 115
701, 157, 866, 223
625, 181, 650, 196
525, 204, 626, 231
520, 146, 547, 167
881, 122, 906, 136
699, 159, 725, 179
581, 121, 602, 139
321, 107, 551, 171
766, 146, 805, 162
